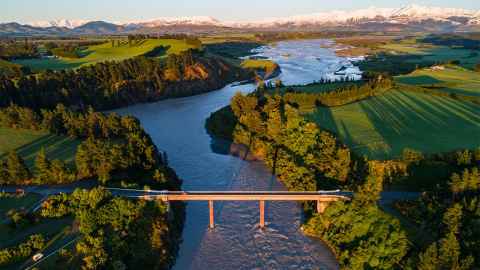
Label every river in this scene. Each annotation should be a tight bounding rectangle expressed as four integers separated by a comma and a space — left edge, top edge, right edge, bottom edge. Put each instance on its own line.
115, 39, 362, 270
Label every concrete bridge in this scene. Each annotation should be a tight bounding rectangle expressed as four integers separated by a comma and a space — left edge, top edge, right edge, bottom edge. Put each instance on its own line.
109, 189, 352, 228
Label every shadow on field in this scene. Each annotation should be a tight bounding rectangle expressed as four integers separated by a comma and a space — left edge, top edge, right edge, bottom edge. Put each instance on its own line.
358, 90, 480, 159
3, 134, 81, 167
396, 75, 443, 85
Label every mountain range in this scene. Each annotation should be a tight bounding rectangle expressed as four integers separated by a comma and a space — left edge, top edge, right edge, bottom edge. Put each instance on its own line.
1, 4, 480, 36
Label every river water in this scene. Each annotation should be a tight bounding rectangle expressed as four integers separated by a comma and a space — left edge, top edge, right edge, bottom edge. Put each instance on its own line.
115, 39, 361, 270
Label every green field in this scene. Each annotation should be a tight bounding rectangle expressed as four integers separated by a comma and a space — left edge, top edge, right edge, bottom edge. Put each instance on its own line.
0, 193, 43, 220
14, 39, 196, 71
380, 40, 480, 70
396, 65, 480, 98
0, 59, 21, 75
0, 59, 20, 69
0, 217, 73, 251
241, 59, 276, 70
308, 89, 480, 159
0, 128, 81, 167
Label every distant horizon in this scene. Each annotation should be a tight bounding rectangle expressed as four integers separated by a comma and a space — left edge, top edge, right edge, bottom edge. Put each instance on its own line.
2, 0, 480, 25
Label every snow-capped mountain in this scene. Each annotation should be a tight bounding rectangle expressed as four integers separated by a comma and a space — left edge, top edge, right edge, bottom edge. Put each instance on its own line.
3, 4, 480, 36
390, 4, 475, 19
468, 11, 480, 25
29, 19, 90, 29
224, 5, 478, 28
26, 4, 478, 29
127, 16, 221, 27
226, 7, 395, 28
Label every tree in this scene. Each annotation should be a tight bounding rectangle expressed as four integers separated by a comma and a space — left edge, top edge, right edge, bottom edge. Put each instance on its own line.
456, 150, 472, 166
418, 204, 474, 270
304, 195, 408, 269
5, 151, 31, 183
34, 148, 51, 184
6, 209, 28, 228
354, 175, 383, 207
475, 63, 480, 72
76, 234, 108, 269
50, 159, 75, 184
402, 148, 424, 164
450, 168, 480, 195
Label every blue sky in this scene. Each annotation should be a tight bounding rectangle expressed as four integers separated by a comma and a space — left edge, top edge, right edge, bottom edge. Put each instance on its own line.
2, 0, 480, 23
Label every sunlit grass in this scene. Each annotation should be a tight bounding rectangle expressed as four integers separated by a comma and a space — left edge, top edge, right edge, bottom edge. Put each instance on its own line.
0, 59, 21, 69
0, 128, 81, 167
14, 39, 196, 71
308, 89, 480, 159
380, 41, 480, 70
396, 65, 480, 97
241, 59, 278, 72
0, 217, 73, 249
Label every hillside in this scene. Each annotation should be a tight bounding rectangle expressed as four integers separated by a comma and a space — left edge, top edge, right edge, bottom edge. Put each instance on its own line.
309, 89, 480, 159
0, 128, 80, 168
396, 65, 480, 98
14, 39, 197, 71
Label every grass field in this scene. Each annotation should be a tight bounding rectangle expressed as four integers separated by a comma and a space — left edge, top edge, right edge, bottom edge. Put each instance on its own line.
241, 59, 277, 71
0, 217, 73, 248
308, 89, 480, 160
380, 40, 480, 70
14, 39, 196, 71
0, 128, 81, 167
0, 193, 43, 220
241, 59, 280, 79
0, 59, 21, 75
0, 59, 20, 69
396, 65, 480, 98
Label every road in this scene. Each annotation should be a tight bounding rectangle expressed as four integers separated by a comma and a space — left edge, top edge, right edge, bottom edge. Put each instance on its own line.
1, 183, 420, 270
1, 183, 420, 204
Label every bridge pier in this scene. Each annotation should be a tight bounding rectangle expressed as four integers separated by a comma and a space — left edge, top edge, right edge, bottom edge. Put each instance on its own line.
259, 200, 265, 228
209, 200, 214, 229
317, 200, 329, 214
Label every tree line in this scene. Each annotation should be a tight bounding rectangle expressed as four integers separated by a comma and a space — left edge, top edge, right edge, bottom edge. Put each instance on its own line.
0, 234, 45, 267
0, 38, 38, 60
0, 104, 180, 188
304, 175, 409, 269
394, 160, 480, 269
0, 49, 250, 111
279, 74, 394, 109
303, 146, 480, 269
209, 91, 357, 192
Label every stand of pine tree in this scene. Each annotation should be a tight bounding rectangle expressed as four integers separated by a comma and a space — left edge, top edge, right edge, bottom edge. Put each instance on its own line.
0, 49, 252, 111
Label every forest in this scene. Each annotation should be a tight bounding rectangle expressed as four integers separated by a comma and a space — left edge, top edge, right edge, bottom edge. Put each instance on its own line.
206, 77, 480, 269
0, 104, 181, 188
0, 103, 184, 268
0, 35, 256, 269
1, 187, 184, 269
0, 49, 250, 110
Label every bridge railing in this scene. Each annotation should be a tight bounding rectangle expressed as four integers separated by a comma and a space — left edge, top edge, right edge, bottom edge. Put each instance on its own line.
107, 188, 351, 228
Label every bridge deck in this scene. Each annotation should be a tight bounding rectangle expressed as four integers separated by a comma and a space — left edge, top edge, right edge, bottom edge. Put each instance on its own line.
108, 189, 352, 202
154, 193, 349, 201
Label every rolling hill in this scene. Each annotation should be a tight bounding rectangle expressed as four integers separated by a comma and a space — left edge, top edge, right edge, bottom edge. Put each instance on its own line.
13, 38, 197, 71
